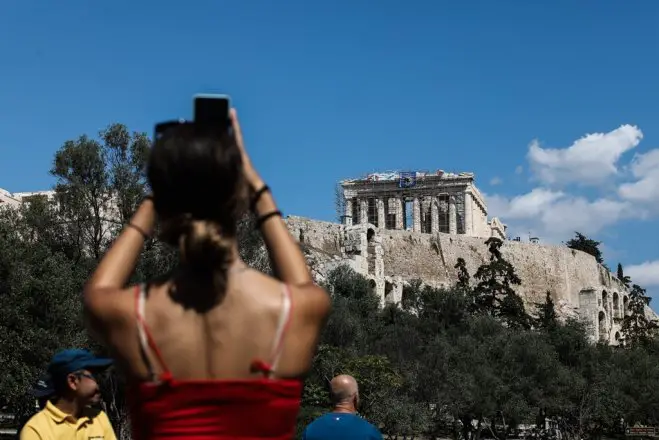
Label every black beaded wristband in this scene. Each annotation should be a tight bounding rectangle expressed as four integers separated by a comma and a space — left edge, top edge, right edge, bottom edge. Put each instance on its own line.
250, 185, 271, 211
254, 210, 282, 229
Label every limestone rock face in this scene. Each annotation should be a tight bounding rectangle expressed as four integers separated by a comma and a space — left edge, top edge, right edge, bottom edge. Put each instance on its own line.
284, 216, 657, 346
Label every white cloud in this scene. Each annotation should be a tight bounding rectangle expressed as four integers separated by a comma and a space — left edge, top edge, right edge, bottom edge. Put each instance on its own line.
515, 165, 524, 175
504, 188, 564, 219
483, 124, 659, 245
487, 189, 631, 243
527, 124, 643, 186
626, 260, 659, 287
489, 177, 503, 186
618, 149, 659, 204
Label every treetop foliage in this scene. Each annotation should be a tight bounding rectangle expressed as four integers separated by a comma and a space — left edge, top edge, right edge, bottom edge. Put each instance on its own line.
566, 232, 604, 265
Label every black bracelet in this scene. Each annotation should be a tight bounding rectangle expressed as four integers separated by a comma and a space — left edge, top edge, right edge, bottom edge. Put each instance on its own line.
143, 194, 154, 202
127, 223, 150, 240
250, 185, 271, 211
254, 210, 282, 229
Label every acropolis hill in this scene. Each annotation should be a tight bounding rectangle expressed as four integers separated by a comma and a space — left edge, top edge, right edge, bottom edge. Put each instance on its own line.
0, 171, 651, 345
286, 170, 644, 346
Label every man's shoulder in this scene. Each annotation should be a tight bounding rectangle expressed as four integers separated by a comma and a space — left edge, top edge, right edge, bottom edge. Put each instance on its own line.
305, 412, 381, 435
304, 412, 330, 429
354, 415, 381, 433
22, 409, 48, 428
342, 414, 382, 439
364, 420, 383, 439
20, 410, 49, 439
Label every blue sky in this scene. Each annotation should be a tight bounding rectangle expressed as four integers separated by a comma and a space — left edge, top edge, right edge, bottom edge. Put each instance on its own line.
1, 1, 658, 297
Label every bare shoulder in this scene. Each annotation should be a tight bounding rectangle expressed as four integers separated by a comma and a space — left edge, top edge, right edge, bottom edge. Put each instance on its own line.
242, 269, 331, 323
289, 282, 331, 323
83, 284, 137, 340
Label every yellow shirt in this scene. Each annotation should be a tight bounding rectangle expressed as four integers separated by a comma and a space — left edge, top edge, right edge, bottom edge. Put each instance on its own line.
20, 401, 117, 440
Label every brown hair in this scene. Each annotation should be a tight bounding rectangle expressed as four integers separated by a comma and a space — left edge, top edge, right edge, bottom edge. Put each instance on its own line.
147, 124, 247, 292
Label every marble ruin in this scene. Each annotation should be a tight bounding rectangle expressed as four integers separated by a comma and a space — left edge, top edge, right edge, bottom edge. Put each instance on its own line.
340, 170, 506, 240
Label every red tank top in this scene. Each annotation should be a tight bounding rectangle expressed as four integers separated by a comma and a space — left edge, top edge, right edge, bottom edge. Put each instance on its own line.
127, 284, 303, 440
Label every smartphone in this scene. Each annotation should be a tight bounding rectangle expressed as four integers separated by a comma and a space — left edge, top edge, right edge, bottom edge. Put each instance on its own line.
193, 94, 231, 130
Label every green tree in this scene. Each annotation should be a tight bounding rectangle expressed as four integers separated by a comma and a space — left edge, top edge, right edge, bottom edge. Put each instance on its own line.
566, 232, 604, 265
321, 266, 382, 352
0, 202, 87, 414
534, 291, 558, 331
621, 284, 659, 348
50, 124, 150, 261
616, 343, 659, 426
617, 263, 631, 288
455, 257, 471, 293
471, 238, 531, 329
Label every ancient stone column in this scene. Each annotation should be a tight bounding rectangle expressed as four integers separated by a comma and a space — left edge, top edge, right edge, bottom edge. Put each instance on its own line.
376, 198, 386, 229
448, 195, 457, 235
412, 197, 421, 232
395, 197, 405, 230
344, 198, 353, 226
431, 196, 439, 234
464, 191, 473, 236
360, 198, 368, 224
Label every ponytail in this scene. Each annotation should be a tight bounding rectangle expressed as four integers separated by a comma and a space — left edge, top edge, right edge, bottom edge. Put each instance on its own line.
162, 216, 234, 293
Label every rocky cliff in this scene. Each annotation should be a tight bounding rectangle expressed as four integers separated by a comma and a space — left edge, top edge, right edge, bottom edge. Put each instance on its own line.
284, 215, 645, 345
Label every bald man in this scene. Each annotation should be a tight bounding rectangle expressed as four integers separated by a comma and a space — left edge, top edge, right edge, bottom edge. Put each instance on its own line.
302, 375, 383, 440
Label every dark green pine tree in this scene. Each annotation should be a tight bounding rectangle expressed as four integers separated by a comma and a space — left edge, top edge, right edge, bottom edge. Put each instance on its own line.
620, 284, 659, 348
616, 263, 631, 288
534, 291, 558, 331
471, 237, 531, 329
566, 232, 604, 265
454, 257, 471, 293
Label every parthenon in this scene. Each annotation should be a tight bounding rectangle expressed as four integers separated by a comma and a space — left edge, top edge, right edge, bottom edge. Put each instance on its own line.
340, 170, 506, 240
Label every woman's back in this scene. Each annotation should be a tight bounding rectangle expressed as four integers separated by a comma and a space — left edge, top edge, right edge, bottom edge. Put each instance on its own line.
122, 268, 320, 440
123, 267, 318, 382
83, 108, 331, 439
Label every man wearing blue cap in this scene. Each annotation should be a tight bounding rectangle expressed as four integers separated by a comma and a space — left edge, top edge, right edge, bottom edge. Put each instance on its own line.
20, 349, 117, 440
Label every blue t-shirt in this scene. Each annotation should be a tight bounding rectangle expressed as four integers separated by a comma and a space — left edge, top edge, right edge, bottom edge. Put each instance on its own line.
303, 412, 383, 440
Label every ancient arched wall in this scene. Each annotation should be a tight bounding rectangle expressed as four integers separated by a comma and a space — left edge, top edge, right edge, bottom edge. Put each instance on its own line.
286, 215, 651, 345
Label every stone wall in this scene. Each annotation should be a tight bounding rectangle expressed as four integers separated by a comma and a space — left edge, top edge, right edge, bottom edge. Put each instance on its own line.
287, 217, 344, 257
378, 229, 626, 305
285, 215, 656, 345
0, 188, 20, 208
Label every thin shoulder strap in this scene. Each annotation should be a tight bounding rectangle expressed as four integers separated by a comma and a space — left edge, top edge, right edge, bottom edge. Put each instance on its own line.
134, 285, 152, 376
269, 284, 294, 371
134, 284, 172, 381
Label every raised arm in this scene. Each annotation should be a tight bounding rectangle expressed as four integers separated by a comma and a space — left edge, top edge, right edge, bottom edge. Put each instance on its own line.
85, 199, 155, 291
82, 198, 155, 337
231, 109, 314, 286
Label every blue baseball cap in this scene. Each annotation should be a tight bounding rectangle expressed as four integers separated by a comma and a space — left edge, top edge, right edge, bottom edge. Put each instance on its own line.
31, 374, 54, 398
47, 349, 113, 378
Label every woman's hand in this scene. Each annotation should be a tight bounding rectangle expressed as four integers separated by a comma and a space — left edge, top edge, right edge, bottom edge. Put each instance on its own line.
230, 108, 263, 189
